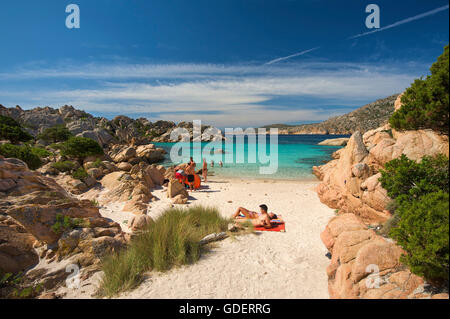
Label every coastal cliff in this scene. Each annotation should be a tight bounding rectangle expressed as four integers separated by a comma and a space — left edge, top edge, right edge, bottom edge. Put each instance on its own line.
266, 94, 399, 135
314, 94, 449, 299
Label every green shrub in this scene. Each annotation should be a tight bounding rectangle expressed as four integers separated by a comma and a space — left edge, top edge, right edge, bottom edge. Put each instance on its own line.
0, 144, 42, 169
52, 160, 77, 173
30, 147, 52, 158
390, 191, 449, 283
90, 199, 100, 208
0, 115, 33, 143
72, 168, 88, 180
380, 154, 449, 201
51, 213, 86, 235
134, 121, 151, 136
99, 206, 230, 296
37, 125, 73, 143
60, 136, 103, 160
0, 271, 42, 299
389, 45, 449, 134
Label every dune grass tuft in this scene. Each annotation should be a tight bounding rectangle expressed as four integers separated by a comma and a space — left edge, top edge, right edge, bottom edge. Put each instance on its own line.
99, 206, 230, 297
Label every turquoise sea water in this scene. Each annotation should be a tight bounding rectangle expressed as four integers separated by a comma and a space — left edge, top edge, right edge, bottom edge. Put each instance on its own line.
155, 135, 349, 180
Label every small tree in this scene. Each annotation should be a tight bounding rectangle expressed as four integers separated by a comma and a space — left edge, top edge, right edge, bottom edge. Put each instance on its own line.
37, 125, 73, 143
0, 144, 42, 169
390, 45, 449, 134
390, 191, 449, 283
0, 115, 33, 144
379, 154, 449, 201
380, 153, 449, 284
60, 136, 103, 161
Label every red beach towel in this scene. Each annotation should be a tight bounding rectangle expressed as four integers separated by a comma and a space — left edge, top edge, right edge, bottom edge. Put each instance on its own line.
254, 218, 286, 232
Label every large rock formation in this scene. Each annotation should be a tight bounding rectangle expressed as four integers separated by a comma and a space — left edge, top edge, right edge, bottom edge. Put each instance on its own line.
314, 125, 449, 224
0, 104, 200, 146
100, 162, 167, 215
108, 144, 166, 165
317, 94, 449, 299
0, 156, 125, 278
321, 214, 447, 299
0, 214, 39, 274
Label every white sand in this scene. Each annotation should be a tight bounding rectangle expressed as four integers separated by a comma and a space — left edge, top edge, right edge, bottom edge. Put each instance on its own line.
59, 177, 335, 299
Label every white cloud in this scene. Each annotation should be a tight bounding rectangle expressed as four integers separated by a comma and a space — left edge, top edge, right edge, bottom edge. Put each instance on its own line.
0, 61, 419, 127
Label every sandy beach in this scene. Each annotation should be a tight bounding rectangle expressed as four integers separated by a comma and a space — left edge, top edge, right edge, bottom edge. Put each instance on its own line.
57, 176, 335, 299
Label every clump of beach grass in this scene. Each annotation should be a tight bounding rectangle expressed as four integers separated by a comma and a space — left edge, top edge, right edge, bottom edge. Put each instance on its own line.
98, 206, 230, 297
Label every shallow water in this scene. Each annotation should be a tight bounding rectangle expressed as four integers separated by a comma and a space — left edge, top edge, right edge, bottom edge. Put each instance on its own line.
155, 134, 348, 180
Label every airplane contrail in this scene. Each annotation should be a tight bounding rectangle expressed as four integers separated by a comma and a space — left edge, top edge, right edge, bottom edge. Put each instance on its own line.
349, 4, 449, 39
265, 47, 320, 65
264, 5, 448, 65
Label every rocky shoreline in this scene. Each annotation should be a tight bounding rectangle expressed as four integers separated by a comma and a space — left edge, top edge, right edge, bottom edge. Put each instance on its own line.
313, 95, 449, 299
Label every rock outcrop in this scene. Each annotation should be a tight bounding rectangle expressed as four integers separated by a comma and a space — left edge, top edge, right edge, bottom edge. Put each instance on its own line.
321, 214, 448, 299
317, 94, 449, 299
314, 124, 449, 224
318, 138, 349, 146
0, 156, 125, 283
0, 104, 220, 145
0, 214, 39, 274
109, 144, 166, 165
100, 162, 167, 215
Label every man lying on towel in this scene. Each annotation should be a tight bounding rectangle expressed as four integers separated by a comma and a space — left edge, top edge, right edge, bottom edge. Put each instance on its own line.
232, 204, 277, 229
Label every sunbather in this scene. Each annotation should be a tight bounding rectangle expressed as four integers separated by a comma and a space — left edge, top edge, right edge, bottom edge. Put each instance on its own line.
232, 205, 278, 219
232, 205, 277, 228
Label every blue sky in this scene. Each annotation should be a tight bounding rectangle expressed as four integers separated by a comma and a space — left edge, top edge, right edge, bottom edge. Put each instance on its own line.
0, 0, 448, 127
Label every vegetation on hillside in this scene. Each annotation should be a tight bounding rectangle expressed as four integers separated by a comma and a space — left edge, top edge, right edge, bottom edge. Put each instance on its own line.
30, 147, 52, 158
37, 125, 73, 143
71, 167, 89, 180
51, 214, 87, 235
391, 191, 449, 283
0, 144, 42, 169
0, 115, 33, 143
99, 206, 230, 297
390, 45, 449, 134
51, 160, 78, 173
60, 136, 103, 160
380, 154, 449, 284
264, 94, 398, 134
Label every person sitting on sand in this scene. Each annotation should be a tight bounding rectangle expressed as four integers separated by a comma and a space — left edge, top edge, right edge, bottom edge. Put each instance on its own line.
174, 163, 188, 181
232, 205, 277, 228
175, 168, 186, 182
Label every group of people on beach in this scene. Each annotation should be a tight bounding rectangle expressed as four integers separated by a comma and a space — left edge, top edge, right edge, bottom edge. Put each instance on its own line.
173, 157, 223, 190
172, 159, 278, 229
